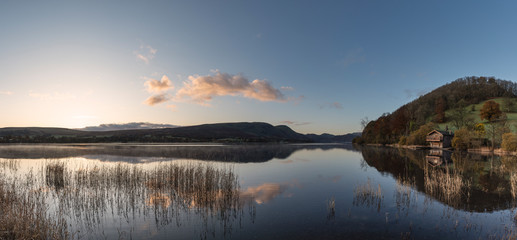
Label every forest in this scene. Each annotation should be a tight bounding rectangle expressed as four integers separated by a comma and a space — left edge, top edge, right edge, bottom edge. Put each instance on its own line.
357, 76, 517, 146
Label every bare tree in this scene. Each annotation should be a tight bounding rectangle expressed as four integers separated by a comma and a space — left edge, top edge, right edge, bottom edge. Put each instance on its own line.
360, 117, 369, 131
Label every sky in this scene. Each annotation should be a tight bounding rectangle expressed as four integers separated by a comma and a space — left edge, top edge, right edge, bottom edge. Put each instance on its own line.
1, 1, 517, 134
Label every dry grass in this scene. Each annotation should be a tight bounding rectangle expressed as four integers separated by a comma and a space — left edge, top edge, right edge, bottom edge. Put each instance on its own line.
0, 159, 19, 171
511, 173, 517, 200
0, 177, 69, 240
424, 166, 470, 206
46, 161, 66, 190
0, 159, 245, 239
353, 178, 383, 211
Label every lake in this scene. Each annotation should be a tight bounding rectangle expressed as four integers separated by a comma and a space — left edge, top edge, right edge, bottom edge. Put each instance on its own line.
1, 143, 517, 239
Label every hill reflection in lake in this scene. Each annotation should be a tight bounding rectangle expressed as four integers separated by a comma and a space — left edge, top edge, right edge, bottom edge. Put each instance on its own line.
358, 146, 515, 212
0, 143, 356, 163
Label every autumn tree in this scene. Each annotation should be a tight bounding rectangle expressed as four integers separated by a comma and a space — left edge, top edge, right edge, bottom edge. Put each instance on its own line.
474, 123, 486, 137
480, 100, 502, 121
480, 100, 506, 149
452, 128, 471, 150
471, 123, 486, 148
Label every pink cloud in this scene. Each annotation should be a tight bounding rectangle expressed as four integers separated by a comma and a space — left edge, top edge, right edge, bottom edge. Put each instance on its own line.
144, 94, 170, 106
176, 71, 285, 104
144, 75, 173, 93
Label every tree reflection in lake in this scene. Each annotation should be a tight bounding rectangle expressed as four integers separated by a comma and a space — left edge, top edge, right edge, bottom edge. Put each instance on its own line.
358, 146, 516, 212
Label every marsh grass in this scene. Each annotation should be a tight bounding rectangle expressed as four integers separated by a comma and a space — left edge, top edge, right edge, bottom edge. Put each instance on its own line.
424, 166, 470, 207
511, 173, 517, 200
0, 159, 247, 239
353, 178, 383, 211
0, 159, 19, 171
0, 176, 69, 240
46, 161, 66, 190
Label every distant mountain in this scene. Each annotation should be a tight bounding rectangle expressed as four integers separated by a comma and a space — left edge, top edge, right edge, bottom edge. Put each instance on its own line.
0, 122, 357, 143
306, 132, 362, 143
79, 122, 180, 131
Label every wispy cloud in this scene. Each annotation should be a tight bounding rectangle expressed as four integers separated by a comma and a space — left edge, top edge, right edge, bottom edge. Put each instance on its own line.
343, 48, 365, 68
28, 91, 76, 101
144, 75, 173, 93
280, 86, 294, 91
134, 44, 157, 64
0, 91, 13, 95
80, 122, 179, 131
176, 71, 285, 105
319, 102, 343, 110
279, 121, 311, 126
144, 93, 170, 106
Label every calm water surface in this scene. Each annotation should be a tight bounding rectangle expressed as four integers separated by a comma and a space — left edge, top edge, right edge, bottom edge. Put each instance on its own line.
1, 144, 517, 239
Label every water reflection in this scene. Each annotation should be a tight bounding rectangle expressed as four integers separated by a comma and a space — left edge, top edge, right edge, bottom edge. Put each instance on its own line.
0, 143, 356, 163
358, 145, 515, 212
426, 149, 452, 167
240, 183, 288, 204
5, 143, 517, 239
2, 160, 248, 239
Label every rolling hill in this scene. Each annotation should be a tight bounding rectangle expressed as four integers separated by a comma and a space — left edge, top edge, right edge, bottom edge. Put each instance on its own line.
0, 122, 358, 143
361, 76, 517, 144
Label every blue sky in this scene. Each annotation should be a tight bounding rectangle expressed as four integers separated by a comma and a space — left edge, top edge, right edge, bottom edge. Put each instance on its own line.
1, 1, 517, 134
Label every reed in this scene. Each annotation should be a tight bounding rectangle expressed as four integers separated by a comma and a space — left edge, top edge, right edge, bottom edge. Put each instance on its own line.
0, 176, 69, 240
0, 159, 19, 171
46, 161, 66, 190
511, 173, 517, 200
424, 166, 470, 206
353, 178, 383, 211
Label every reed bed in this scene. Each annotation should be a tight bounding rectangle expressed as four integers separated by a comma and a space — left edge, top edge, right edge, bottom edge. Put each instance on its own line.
424, 166, 470, 206
0, 175, 69, 240
511, 173, 517, 200
0, 159, 247, 239
46, 161, 66, 190
353, 178, 383, 211
0, 159, 19, 172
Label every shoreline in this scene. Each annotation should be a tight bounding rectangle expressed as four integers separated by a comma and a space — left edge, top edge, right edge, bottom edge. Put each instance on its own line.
364, 143, 517, 157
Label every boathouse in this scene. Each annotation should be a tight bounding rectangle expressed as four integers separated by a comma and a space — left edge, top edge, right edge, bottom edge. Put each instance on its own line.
426, 130, 453, 148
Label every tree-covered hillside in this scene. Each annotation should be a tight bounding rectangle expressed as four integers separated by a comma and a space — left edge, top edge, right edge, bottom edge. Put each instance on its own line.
360, 76, 517, 144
